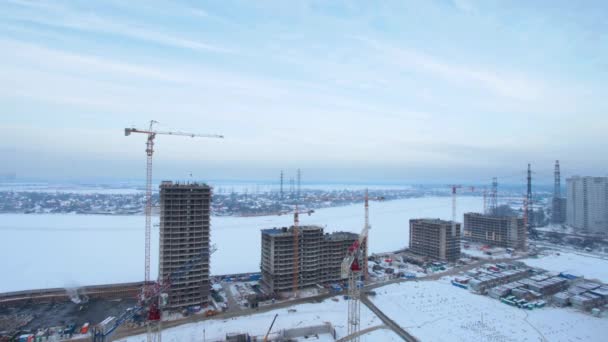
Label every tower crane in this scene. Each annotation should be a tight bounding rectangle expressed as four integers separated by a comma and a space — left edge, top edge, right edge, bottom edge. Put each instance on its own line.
340, 189, 373, 342
93, 245, 217, 342
315, 191, 382, 282
450, 185, 462, 237
349, 192, 383, 282
263, 314, 279, 342
290, 204, 314, 298
124, 120, 223, 342
450, 185, 478, 237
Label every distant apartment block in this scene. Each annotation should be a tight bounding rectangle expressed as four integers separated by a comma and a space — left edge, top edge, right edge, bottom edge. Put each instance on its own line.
260, 225, 358, 293
567, 176, 608, 233
158, 181, 212, 309
463, 213, 526, 250
552, 197, 567, 224
409, 219, 461, 262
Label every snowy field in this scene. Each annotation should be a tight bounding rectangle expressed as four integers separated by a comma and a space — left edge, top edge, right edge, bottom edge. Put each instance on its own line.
0, 181, 416, 194
371, 279, 608, 342
0, 196, 483, 292
522, 251, 608, 283
120, 297, 381, 342
0, 182, 144, 194
358, 328, 401, 341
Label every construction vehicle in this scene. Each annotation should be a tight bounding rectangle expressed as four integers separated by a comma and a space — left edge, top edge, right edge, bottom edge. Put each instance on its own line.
125, 120, 223, 342
263, 314, 278, 342
204, 310, 218, 317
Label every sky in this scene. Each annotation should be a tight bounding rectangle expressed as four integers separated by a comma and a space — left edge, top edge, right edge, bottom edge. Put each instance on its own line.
0, 0, 607, 184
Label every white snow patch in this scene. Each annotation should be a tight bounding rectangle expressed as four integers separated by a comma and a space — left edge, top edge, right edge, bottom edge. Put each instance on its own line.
359, 328, 401, 341
521, 251, 608, 283
371, 280, 608, 342
120, 297, 380, 342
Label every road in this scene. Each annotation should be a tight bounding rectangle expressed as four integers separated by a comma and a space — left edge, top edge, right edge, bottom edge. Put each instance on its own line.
361, 296, 418, 342
220, 282, 241, 313
335, 324, 388, 342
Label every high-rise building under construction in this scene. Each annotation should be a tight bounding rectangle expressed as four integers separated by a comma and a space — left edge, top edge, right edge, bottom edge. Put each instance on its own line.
158, 181, 212, 309
260, 226, 358, 293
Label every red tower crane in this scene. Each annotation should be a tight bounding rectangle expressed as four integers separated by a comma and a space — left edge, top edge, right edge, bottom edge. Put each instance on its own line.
340, 189, 377, 342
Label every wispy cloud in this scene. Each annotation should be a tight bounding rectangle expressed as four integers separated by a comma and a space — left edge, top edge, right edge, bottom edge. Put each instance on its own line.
1, 0, 607, 180
2, 1, 232, 53
357, 37, 544, 101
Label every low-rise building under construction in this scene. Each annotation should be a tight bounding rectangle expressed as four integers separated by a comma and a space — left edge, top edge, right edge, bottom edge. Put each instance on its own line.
463, 213, 526, 250
260, 225, 358, 293
409, 219, 461, 262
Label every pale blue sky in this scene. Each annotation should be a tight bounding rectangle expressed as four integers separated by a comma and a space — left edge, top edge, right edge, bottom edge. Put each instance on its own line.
0, 0, 607, 183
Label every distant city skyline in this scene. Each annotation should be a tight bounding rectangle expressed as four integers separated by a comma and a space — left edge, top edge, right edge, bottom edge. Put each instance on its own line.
1, 1, 607, 182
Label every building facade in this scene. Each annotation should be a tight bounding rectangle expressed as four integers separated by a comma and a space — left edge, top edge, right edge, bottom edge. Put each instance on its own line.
463, 213, 526, 250
567, 176, 608, 233
158, 181, 212, 309
409, 219, 461, 262
552, 198, 567, 224
260, 225, 357, 293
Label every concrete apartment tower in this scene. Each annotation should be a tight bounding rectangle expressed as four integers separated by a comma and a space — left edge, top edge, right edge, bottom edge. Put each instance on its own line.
158, 181, 211, 309
463, 213, 526, 250
260, 225, 357, 293
567, 176, 608, 233
409, 219, 461, 262
552, 160, 566, 224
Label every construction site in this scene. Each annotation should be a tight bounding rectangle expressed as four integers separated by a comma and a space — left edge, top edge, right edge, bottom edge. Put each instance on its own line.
463, 213, 526, 250
158, 181, 212, 310
408, 219, 461, 262
260, 226, 358, 294
1, 128, 604, 342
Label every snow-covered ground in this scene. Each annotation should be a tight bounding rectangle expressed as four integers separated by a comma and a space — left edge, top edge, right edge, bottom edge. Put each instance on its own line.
119, 297, 381, 342
0, 196, 483, 292
358, 328, 401, 341
0, 181, 416, 194
521, 251, 608, 283
0, 183, 144, 194
371, 279, 608, 342
461, 242, 516, 259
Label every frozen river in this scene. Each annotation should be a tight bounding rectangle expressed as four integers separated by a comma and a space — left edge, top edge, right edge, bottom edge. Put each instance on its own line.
0, 196, 483, 292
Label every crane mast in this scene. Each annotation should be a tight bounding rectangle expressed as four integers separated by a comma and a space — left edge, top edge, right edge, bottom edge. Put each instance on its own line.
363, 192, 369, 282
144, 121, 156, 287
290, 204, 314, 298
125, 120, 223, 342
293, 205, 300, 298
341, 189, 371, 342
